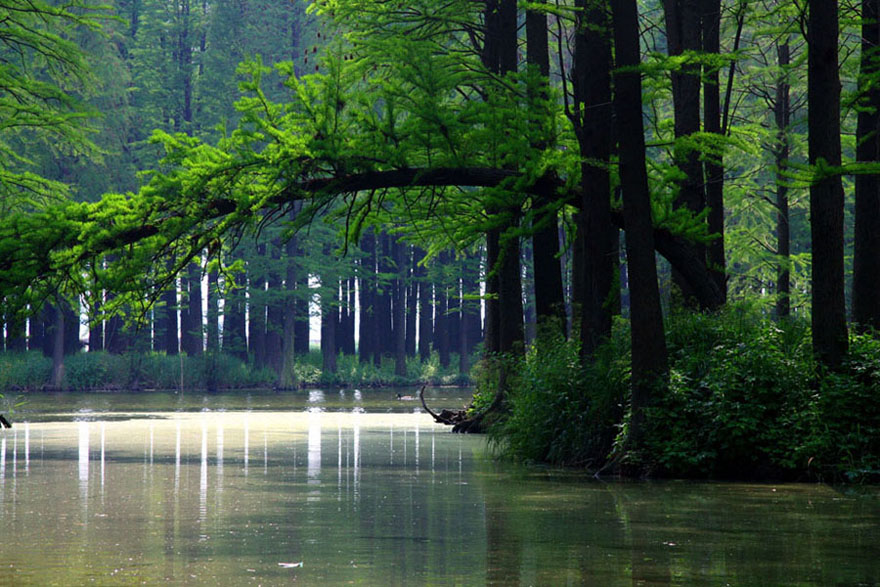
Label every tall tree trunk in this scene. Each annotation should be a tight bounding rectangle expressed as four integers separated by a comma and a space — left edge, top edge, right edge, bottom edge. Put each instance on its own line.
808, 0, 849, 367
4, 311, 26, 352
206, 266, 219, 352
702, 0, 727, 302
377, 232, 393, 359
266, 241, 284, 375
775, 41, 792, 319
416, 249, 432, 361
249, 244, 267, 367
280, 217, 299, 388
853, 0, 880, 332
437, 253, 451, 368
461, 253, 482, 356
664, 0, 708, 308
88, 290, 104, 352
528, 0, 567, 338
51, 301, 65, 389
320, 248, 337, 376
575, 0, 615, 357
393, 239, 407, 377
405, 247, 418, 357
160, 278, 179, 355
359, 231, 376, 364
180, 262, 203, 356
612, 0, 669, 449
222, 257, 247, 361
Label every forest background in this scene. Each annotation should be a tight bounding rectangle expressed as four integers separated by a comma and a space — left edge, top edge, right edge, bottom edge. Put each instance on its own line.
0, 0, 879, 481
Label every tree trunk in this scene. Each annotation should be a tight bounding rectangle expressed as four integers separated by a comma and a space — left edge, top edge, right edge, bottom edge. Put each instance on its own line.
280, 219, 299, 388
808, 0, 848, 367
320, 247, 337, 375
222, 255, 247, 361
51, 301, 65, 389
266, 241, 284, 375
206, 265, 219, 352
416, 249, 432, 361
393, 239, 407, 377
612, 0, 669, 449
249, 244, 267, 367
406, 248, 418, 357
702, 0, 727, 303
359, 231, 376, 364
664, 0, 708, 308
775, 41, 792, 319
853, 0, 880, 332
574, 0, 615, 357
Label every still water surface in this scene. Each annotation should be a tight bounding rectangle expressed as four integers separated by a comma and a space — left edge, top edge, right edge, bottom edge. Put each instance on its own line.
0, 389, 878, 585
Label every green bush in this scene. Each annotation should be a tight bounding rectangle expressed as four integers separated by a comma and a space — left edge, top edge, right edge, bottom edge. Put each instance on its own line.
0, 352, 52, 391
646, 307, 815, 478
494, 303, 880, 482
491, 321, 629, 467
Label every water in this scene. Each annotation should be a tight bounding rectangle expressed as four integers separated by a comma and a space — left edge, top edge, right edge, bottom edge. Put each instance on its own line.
0, 390, 878, 585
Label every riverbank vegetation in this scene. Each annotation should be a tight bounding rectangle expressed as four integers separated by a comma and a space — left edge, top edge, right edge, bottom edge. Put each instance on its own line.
491, 304, 880, 482
1, 0, 879, 481
0, 349, 468, 392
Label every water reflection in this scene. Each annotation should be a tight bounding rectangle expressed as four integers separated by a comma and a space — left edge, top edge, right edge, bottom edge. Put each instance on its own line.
0, 401, 876, 586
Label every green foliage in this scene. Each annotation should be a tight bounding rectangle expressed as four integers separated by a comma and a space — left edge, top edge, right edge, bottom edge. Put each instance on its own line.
490, 323, 629, 467
494, 304, 880, 482
645, 306, 880, 482
0, 349, 470, 392
0, 352, 52, 391
647, 305, 816, 478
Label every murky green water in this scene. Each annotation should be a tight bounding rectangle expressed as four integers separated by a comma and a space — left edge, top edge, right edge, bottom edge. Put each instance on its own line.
0, 390, 878, 585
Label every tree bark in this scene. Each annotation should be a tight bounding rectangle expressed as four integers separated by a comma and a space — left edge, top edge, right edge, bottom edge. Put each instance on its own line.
612, 0, 669, 449
702, 0, 727, 303
775, 41, 792, 319
575, 0, 615, 357
664, 0, 708, 308
808, 0, 849, 367
853, 0, 880, 332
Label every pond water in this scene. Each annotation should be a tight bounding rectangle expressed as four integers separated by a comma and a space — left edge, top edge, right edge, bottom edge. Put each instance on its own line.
0, 389, 878, 585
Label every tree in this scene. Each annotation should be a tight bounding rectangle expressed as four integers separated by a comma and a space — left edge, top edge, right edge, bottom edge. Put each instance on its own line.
808, 0, 848, 366
612, 0, 669, 448
853, 0, 880, 333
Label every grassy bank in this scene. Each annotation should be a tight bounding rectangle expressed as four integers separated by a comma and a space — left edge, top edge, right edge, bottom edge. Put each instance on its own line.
490, 304, 880, 483
0, 349, 470, 392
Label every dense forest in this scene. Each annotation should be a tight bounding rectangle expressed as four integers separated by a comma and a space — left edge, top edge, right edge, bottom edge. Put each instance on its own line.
0, 0, 879, 480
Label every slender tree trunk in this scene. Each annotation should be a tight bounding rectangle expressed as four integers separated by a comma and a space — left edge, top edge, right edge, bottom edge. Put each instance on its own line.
462, 253, 482, 356
266, 242, 284, 375
51, 301, 65, 389
664, 0, 708, 308
321, 247, 337, 375
416, 248, 432, 361
575, 0, 615, 357
437, 252, 451, 368
612, 0, 669, 449
249, 244, 267, 367
775, 41, 792, 319
222, 255, 247, 361
528, 0, 567, 338
206, 266, 219, 352
88, 290, 104, 352
702, 0, 726, 303
359, 231, 376, 364
405, 248, 418, 357
394, 239, 407, 377
377, 232, 393, 359
280, 217, 299, 388
808, 0, 848, 367
853, 0, 880, 332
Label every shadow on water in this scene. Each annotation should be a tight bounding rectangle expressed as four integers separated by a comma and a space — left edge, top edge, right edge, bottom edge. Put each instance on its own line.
0, 390, 877, 585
